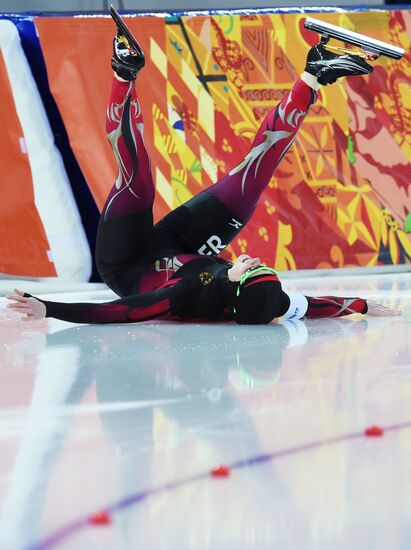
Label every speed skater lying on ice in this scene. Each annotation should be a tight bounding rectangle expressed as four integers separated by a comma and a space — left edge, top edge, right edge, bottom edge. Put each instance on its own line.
7, 8, 402, 324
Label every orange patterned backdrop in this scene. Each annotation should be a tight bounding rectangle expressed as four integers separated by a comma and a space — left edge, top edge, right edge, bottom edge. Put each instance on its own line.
0, 49, 56, 277
36, 10, 411, 271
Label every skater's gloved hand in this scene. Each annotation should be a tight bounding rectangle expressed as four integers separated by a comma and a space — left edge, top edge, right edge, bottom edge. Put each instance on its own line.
366, 300, 402, 317
6, 288, 46, 321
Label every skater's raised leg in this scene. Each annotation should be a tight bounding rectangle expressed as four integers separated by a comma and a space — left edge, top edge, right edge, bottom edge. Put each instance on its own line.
96, 12, 153, 296
156, 43, 373, 256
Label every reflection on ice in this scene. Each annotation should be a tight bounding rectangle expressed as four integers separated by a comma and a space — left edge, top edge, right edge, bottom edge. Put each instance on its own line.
0, 272, 410, 549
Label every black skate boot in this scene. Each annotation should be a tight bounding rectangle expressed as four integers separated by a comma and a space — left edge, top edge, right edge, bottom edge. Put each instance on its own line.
305, 40, 373, 85
110, 4, 145, 81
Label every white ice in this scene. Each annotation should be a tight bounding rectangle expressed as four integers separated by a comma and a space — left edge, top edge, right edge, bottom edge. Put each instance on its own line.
0, 271, 410, 550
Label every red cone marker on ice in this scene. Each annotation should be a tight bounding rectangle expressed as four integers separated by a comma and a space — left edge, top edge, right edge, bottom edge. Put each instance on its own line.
210, 465, 231, 477
89, 510, 112, 525
365, 425, 384, 437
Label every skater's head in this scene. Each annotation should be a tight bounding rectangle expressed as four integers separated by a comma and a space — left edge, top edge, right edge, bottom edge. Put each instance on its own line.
231, 266, 283, 324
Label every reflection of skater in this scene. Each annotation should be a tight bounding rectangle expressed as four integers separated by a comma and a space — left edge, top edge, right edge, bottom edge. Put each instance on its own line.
7, 11, 401, 324
0, 322, 315, 548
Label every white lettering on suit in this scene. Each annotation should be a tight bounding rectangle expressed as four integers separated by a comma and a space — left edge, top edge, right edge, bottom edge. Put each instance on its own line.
155, 256, 184, 274
228, 218, 243, 229
198, 235, 226, 255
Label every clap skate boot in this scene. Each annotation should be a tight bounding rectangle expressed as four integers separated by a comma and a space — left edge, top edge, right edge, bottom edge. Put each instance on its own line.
110, 4, 145, 81
305, 39, 374, 85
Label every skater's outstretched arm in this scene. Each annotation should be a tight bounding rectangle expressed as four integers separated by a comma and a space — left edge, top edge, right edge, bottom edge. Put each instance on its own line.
6, 287, 181, 324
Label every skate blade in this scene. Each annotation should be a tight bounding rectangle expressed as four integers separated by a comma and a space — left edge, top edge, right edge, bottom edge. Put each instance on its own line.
304, 17, 404, 60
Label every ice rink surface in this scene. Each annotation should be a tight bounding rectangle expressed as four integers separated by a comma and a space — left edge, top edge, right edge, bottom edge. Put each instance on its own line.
0, 271, 410, 550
